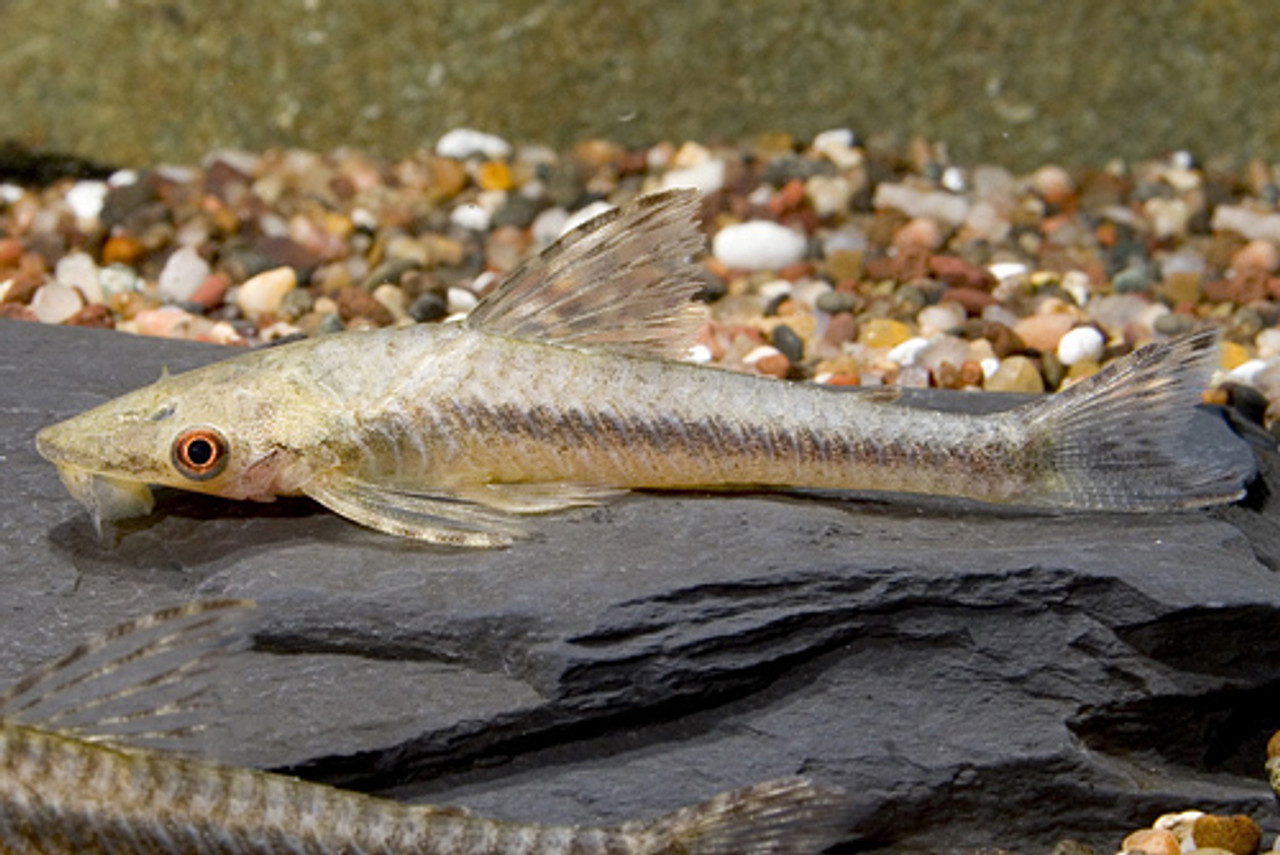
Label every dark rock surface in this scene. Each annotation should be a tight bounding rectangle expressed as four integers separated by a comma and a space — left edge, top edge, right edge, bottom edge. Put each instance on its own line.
3, 318, 1279, 853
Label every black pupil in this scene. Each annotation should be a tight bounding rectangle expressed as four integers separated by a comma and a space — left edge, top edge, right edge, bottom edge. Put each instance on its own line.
186, 438, 214, 466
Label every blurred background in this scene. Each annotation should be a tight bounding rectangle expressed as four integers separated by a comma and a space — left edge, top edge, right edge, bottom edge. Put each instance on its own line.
1, 0, 1276, 169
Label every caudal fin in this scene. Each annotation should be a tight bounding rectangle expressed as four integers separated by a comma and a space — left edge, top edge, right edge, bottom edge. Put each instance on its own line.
628, 777, 850, 855
1017, 329, 1253, 511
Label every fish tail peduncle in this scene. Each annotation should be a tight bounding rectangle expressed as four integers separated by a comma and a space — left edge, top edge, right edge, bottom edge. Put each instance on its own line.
1015, 329, 1252, 511
618, 777, 850, 855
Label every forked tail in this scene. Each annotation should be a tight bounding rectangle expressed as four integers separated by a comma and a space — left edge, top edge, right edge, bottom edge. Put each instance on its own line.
1016, 329, 1253, 511
629, 776, 850, 855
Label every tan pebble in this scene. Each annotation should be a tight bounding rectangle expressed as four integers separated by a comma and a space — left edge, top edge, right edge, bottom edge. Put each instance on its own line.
1192, 814, 1262, 855
1231, 239, 1279, 273
135, 306, 196, 338
1121, 827, 1180, 855
1014, 313, 1075, 352
825, 249, 863, 282
371, 283, 408, 320
893, 217, 943, 251
335, 286, 394, 326
236, 266, 297, 319
858, 318, 912, 349
984, 355, 1044, 393
313, 296, 339, 316
1031, 164, 1075, 206
1162, 271, 1203, 304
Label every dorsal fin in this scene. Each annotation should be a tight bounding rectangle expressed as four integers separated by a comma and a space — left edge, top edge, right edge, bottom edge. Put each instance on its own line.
0, 600, 257, 750
465, 189, 709, 358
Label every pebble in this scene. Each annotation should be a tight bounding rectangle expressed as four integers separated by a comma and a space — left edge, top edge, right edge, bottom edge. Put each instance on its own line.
1014, 313, 1076, 352
873, 182, 969, 226
917, 302, 966, 336
770, 324, 805, 363
1212, 204, 1280, 243
1256, 327, 1280, 358
985, 355, 1045, 393
53, 251, 101, 304
815, 290, 858, 314
1122, 828, 1180, 855
1220, 341, 1250, 370
64, 180, 108, 222
1190, 815, 1262, 855
450, 202, 492, 232
29, 282, 84, 324
372, 283, 409, 320
157, 246, 212, 303
1056, 325, 1105, 366
236, 266, 297, 319
661, 159, 726, 194
189, 273, 231, 310
408, 291, 449, 323
711, 221, 807, 270
1231, 239, 1279, 272
858, 318, 912, 349
435, 128, 512, 160
916, 335, 972, 375
447, 286, 479, 314
887, 336, 930, 367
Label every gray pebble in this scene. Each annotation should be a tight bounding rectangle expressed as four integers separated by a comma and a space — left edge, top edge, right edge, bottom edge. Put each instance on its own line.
318, 312, 346, 334
771, 324, 805, 363
1153, 312, 1195, 335
815, 290, 858, 314
408, 292, 449, 323
359, 257, 422, 292
1111, 264, 1153, 294
279, 288, 314, 321
493, 195, 544, 229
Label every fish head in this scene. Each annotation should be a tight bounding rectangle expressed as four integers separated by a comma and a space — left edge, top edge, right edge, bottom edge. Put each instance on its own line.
36, 359, 317, 530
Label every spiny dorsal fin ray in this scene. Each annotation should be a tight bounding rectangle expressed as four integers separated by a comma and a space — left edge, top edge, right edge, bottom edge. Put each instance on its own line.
0, 600, 258, 750
466, 189, 709, 358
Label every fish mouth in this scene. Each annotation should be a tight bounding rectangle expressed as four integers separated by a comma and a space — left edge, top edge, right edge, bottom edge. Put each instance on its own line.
52, 463, 156, 534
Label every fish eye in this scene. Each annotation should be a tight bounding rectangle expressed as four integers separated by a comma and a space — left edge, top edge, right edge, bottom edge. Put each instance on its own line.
171, 427, 229, 481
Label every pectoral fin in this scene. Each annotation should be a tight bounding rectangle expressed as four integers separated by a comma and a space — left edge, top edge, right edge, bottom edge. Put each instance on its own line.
304, 475, 626, 547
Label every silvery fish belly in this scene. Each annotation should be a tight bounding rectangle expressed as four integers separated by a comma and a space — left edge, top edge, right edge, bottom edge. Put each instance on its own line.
35, 189, 1252, 546
0, 601, 851, 854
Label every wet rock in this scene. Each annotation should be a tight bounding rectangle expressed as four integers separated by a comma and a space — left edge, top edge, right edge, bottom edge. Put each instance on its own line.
2, 323, 1276, 855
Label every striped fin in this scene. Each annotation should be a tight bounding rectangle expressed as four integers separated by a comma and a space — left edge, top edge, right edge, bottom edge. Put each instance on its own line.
0, 600, 257, 750
466, 189, 708, 358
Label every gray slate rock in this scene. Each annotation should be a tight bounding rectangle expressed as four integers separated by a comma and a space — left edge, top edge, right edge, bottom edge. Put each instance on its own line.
3, 319, 1279, 853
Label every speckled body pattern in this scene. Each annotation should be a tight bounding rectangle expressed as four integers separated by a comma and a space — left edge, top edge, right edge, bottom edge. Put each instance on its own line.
0, 722, 831, 854
289, 324, 1027, 501
0, 602, 849, 854
35, 191, 1249, 543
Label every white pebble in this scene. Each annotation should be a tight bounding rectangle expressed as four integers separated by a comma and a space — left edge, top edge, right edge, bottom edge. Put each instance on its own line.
872, 182, 969, 225
804, 175, 853, 218
1256, 327, 1280, 358
661, 159, 725, 194
450, 203, 492, 232
757, 279, 792, 303
447, 286, 478, 314
99, 264, 140, 297
712, 221, 807, 270
1211, 204, 1280, 243
941, 166, 967, 193
811, 129, 862, 170
157, 246, 211, 303
30, 282, 84, 324
1056, 326, 1105, 366
560, 201, 615, 235
917, 302, 966, 336
688, 343, 714, 364
54, 251, 102, 304
887, 336, 930, 367
435, 128, 511, 160
988, 261, 1029, 282
64, 180, 108, 222
236, 266, 297, 319
531, 207, 570, 246
742, 345, 783, 366
0, 183, 23, 204
1227, 358, 1271, 386
980, 357, 1000, 379
1060, 270, 1091, 307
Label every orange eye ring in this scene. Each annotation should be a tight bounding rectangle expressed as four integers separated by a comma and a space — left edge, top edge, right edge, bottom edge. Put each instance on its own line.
171, 427, 229, 481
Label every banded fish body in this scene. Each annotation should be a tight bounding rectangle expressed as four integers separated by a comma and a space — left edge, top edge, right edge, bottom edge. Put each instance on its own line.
35, 190, 1251, 545
0, 601, 850, 854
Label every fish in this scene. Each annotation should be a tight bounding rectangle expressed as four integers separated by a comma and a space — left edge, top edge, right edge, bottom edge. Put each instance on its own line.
36, 189, 1251, 546
0, 599, 851, 854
